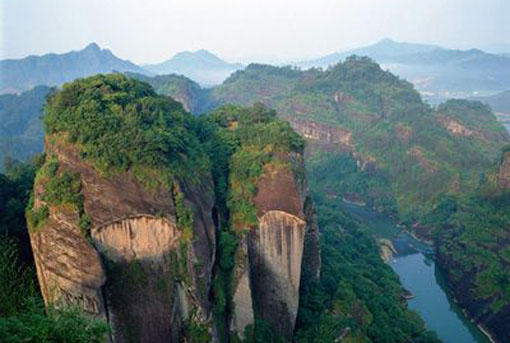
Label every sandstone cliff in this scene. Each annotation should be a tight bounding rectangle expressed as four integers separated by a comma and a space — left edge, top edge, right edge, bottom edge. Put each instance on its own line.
230, 152, 320, 340
29, 136, 216, 342
28, 76, 321, 342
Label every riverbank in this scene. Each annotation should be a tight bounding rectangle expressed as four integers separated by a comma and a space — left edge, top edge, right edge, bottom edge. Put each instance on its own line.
339, 199, 493, 343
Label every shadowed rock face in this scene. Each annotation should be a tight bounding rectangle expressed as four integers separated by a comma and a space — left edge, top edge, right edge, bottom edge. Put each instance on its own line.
231, 152, 320, 340
30, 205, 106, 316
249, 210, 306, 336
498, 150, 510, 189
29, 136, 216, 342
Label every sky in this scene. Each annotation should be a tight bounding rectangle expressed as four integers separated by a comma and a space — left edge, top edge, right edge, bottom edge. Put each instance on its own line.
1, 0, 509, 64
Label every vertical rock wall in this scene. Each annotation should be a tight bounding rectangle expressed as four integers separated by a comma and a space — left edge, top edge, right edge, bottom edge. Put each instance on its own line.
230, 153, 321, 340
29, 137, 217, 342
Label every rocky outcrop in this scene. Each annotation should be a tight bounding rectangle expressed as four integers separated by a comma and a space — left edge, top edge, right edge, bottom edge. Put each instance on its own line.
30, 204, 106, 316
437, 116, 473, 137
288, 119, 354, 152
231, 153, 320, 340
407, 146, 439, 173
498, 149, 510, 189
29, 136, 216, 342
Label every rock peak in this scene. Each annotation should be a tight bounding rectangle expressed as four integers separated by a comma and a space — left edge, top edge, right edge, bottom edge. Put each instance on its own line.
84, 42, 101, 52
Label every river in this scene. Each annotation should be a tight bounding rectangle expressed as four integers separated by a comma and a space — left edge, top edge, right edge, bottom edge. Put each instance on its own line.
338, 201, 490, 343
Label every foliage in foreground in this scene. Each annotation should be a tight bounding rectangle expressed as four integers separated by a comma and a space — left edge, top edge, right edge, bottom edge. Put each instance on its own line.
0, 235, 109, 342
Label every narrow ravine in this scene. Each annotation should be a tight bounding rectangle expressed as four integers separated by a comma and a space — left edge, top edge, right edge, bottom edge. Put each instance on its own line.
338, 201, 490, 343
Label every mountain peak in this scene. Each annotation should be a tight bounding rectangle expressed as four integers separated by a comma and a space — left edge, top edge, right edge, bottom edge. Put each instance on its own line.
378, 38, 397, 44
84, 42, 101, 52
144, 49, 243, 85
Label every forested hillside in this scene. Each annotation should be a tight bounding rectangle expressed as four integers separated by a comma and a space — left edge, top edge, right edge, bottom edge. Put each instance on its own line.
205, 57, 509, 220
0, 86, 50, 170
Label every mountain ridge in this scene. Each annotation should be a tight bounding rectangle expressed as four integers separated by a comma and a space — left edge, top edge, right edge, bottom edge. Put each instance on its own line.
0, 43, 149, 94
144, 49, 243, 86
297, 38, 510, 98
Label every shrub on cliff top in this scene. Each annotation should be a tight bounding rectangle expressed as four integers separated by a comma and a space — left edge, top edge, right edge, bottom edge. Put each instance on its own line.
204, 103, 305, 231
43, 74, 207, 178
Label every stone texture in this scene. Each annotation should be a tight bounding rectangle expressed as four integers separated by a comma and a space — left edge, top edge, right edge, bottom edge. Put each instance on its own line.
30, 205, 106, 317
231, 152, 320, 340
29, 135, 216, 343
91, 216, 180, 262
288, 119, 354, 152
249, 210, 306, 337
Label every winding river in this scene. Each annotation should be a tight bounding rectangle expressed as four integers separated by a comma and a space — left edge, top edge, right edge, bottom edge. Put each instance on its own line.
338, 201, 490, 343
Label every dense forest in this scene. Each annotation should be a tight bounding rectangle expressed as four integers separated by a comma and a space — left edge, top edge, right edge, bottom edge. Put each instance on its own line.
0, 86, 50, 170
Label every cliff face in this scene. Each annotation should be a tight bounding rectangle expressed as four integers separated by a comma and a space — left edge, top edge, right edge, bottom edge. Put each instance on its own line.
231, 152, 320, 340
498, 149, 510, 189
288, 118, 354, 152
29, 136, 216, 342
29, 75, 321, 342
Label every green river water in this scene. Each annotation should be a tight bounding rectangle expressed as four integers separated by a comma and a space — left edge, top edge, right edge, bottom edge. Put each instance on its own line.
338, 201, 491, 343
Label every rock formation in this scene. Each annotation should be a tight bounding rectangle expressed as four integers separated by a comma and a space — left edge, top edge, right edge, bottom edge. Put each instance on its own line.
27, 75, 321, 342
29, 136, 216, 342
230, 152, 320, 340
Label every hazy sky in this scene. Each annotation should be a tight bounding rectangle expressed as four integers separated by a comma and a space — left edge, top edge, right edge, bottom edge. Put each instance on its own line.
1, 0, 509, 64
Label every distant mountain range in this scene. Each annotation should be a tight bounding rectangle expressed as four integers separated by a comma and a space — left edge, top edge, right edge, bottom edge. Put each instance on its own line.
1, 39, 509, 99
298, 38, 510, 100
298, 38, 440, 68
144, 49, 243, 86
0, 43, 148, 94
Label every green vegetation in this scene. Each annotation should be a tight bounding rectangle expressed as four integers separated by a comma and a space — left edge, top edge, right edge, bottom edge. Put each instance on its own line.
5, 69, 483, 341
295, 195, 440, 343
173, 187, 194, 242
0, 157, 43, 264
424, 182, 510, 314
125, 72, 207, 114
196, 103, 304, 341
0, 86, 51, 170
471, 90, 510, 113
26, 154, 91, 234
43, 74, 207, 183
205, 57, 509, 220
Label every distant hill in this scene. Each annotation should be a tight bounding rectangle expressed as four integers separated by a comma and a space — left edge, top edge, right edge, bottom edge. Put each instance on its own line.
298, 38, 510, 99
194, 58, 509, 218
299, 38, 439, 69
0, 85, 51, 168
0, 43, 148, 94
125, 72, 209, 114
471, 90, 510, 133
471, 90, 510, 113
144, 49, 243, 86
